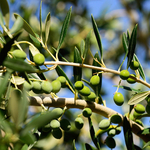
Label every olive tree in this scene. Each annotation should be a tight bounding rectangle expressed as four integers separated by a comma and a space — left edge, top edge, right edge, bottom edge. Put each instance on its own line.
0, 0, 150, 150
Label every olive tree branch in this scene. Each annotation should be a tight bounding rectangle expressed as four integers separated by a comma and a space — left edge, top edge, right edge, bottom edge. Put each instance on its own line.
29, 96, 150, 143
44, 61, 150, 88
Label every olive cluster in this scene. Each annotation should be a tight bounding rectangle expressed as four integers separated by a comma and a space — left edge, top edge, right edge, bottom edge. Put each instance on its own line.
24, 76, 66, 94
98, 114, 122, 149
74, 75, 101, 101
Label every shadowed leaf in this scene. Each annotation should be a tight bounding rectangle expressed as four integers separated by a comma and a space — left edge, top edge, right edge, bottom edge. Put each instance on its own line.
45, 12, 51, 45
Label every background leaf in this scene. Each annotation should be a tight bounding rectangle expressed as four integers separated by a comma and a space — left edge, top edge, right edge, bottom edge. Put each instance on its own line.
39, 1, 43, 40
0, 0, 10, 28
45, 12, 51, 45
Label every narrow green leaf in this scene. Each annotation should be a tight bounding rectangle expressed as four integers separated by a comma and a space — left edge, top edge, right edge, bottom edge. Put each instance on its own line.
14, 13, 37, 38
85, 143, 97, 150
73, 47, 82, 82
88, 117, 100, 150
141, 128, 150, 135
127, 24, 138, 69
80, 40, 85, 58
29, 34, 41, 47
9, 15, 24, 34
128, 91, 150, 105
39, 1, 42, 40
0, 12, 5, 29
45, 12, 51, 45
91, 15, 103, 59
123, 116, 135, 150
83, 31, 92, 61
57, 7, 72, 51
56, 65, 75, 91
134, 54, 146, 81
0, 0, 10, 28
0, 71, 11, 102
3, 58, 38, 73
36, 66, 46, 80
72, 140, 77, 150
21, 144, 28, 150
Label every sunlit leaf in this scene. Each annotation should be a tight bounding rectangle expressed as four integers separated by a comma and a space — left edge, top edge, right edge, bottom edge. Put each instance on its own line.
73, 47, 82, 82
0, 12, 5, 29
11, 76, 25, 85
21, 144, 28, 150
57, 7, 72, 51
127, 24, 138, 69
141, 128, 150, 135
39, 1, 43, 40
0, 0, 9, 28
45, 12, 51, 45
80, 40, 85, 58
14, 13, 37, 38
128, 91, 150, 105
72, 140, 77, 150
91, 15, 103, 60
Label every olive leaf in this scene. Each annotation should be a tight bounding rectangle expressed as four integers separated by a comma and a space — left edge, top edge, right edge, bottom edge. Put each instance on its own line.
80, 40, 85, 59
91, 15, 103, 60
14, 13, 37, 38
143, 141, 150, 149
73, 47, 82, 82
21, 144, 28, 150
128, 91, 150, 105
39, 1, 43, 40
0, 0, 10, 28
45, 12, 51, 45
127, 24, 138, 69
72, 140, 77, 150
57, 7, 72, 51
85, 143, 97, 150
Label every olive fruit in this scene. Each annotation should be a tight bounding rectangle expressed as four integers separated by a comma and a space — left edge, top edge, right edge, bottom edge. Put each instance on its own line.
134, 104, 145, 114
60, 119, 71, 131
41, 81, 52, 94
133, 111, 141, 119
130, 60, 139, 70
74, 81, 84, 90
135, 119, 144, 127
79, 86, 91, 96
146, 97, 150, 106
120, 70, 130, 80
32, 81, 41, 94
127, 74, 136, 84
115, 126, 121, 135
57, 76, 66, 88
52, 128, 62, 139
42, 124, 51, 132
24, 81, 33, 91
90, 75, 100, 86
113, 92, 124, 106
51, 108, 63, 118
87, 92, 96, 101
50, 119, 60, 130
82, 108, 92, 118
146, 105, 150, 114
12, 49, 27, 60
99, 119, 110, 130
105, 137, 116, 149
75, 117, 84, 129
107, 128, 116, 137
110, 114, 122, 124
51, 80, 61, 93
33, 53, 45, 66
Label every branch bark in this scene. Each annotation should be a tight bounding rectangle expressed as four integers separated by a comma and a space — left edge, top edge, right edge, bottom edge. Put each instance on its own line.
29, 96, 150, 143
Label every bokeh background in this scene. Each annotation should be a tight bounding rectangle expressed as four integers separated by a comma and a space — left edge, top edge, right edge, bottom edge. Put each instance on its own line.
3, 0, 150, 149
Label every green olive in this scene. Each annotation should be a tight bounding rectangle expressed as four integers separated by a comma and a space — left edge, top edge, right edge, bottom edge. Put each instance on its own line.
110, 114, 122, 124
99, 119, 110, 130
12, 49, 27, 60
107, 128, 116, 137
135, 119, 144, 127
87, 92, 96, 101
120, 70, 130, 80
50, 119, 60, 130
74, 81, 84, 90
32, 81, 42, 94
90, 75, 100, 86
75, 117, 84, 129
115, 126, 121, 135
51, 108, 63, 119
113, 92, 124, 106
105, 137, 116, 149
79, 86, 91, 96
133, 111, 141, 119
41, 81, 52, 94
82, 108, 92, 118
33, 53, 45, 66
52, 128, 62, 139
130, 60, 139, 70
51, 80, 61, 93
127, 74, 136, 84
134, 104, 145, 114
60, 119, 71, 131
24, 81, 33, 91
57, 76, 67, 88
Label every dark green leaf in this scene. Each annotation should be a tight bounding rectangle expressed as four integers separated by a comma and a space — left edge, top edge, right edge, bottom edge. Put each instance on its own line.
123, 116, 135, 150
88, 117, 100, 150
73, 47, 82, 82
29, 34, 41, 47
45, 12, 51, 45
85, 143, 97, 150
128, 91, 150, 105
0, 12, 5, 29
36, 66, 46, 80
39, 1, 42, 40
9, 15, 24, 34
0, 0, 9, 28
134, 145, 142, 150
134, 54, 146, 81
3, 58, 38, 73
72, 140, 77, 150
83, 31, 92, 61
56, 65, 75, 91
127, 24, 138, 69
57, 7, 72, 51
14, 13, 37, 38
91, 15, 103, 60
